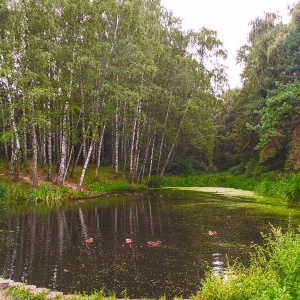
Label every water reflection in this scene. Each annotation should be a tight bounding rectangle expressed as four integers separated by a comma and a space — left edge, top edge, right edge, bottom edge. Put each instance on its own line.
0, 190, 293, 299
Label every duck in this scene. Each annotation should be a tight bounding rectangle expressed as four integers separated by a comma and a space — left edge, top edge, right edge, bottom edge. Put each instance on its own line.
147, 240, 161, 247
208, 231, 217, 237
125, 238, 133, 245
85, 237, 94, 244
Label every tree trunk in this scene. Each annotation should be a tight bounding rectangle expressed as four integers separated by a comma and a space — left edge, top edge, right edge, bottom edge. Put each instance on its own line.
77, 139, 95, 191
95, 124, 106, 178
8, 94, 20, 182
159, 97, 192, 179
114, 99, 119, 177
56, 101, 69, 185
31, 123, 38, 187
156, 94, 172, 176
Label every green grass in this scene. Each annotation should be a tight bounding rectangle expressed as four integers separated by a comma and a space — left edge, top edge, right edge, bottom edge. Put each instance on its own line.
157, 172, 300, 202
4, 286, 117, 300
157, 173, 259, 190
192, 225, 300, 300
28, 183, 70, 206
0, 183, 28, 208
87, 179, 145, 193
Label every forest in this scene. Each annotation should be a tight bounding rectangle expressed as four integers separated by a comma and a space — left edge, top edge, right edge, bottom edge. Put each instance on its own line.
0, 0, 300, 191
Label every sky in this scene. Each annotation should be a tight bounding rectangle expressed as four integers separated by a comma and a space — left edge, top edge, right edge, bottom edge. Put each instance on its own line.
160, 0, 296, 88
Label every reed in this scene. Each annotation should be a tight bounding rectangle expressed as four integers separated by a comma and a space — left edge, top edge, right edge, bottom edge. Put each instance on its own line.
0, 183, 27, 207
28, 183, 68, 205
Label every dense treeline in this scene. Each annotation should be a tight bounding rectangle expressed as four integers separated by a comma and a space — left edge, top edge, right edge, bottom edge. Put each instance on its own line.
3, 1, 300, 192
0, 0, 227, 189
215, 3, 300, 176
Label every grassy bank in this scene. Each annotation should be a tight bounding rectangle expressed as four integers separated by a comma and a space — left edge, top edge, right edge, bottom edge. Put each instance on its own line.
0, 163, 145, 208
157, 172, 300, 202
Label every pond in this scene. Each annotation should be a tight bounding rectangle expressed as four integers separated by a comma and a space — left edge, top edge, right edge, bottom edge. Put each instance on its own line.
0, 188, 299, 299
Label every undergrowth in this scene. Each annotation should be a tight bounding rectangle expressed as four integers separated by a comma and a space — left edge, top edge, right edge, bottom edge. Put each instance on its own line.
192, 225, 300, 300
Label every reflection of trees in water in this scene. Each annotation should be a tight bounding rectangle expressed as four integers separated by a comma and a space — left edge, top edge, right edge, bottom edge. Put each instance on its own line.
0, 195, 170, 288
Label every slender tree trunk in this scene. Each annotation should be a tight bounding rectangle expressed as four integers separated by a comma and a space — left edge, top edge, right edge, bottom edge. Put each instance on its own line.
8, 94, 20, 181
47, 101, 53, 181
22, 108, 27, 162
148, 129, 156, 182
0, 96, 9, 168
70, 142, 83, 179
28, 90, 38, 187
156, 94, 172, 176
56, 101, 69, 185
159, 97, 192, 179
129, 117, 137, 183
114, 99, 119, 177
77, 138, 95, 191
95, 124, 106, 178
138, 124, 152, 183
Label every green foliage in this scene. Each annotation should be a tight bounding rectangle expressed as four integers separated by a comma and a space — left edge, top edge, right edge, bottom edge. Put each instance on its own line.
255, 173, 300, 201
5, 286, 116, 300
160, 173, 259, 191
160, 171, 300, 202
88, 180, 145, 194
192, 226, 300, 300
28, 183, 68, 205
0, 183, 27, 205
147, 177, 162, 188
228, 164, 245, 175
6, 286, 48, 300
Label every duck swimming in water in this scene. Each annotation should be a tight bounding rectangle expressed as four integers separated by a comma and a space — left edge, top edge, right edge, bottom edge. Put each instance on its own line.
85, 237, 94, 244
147, 240, 161, 247
208, 231, 217, 237
125, 238, 133, 245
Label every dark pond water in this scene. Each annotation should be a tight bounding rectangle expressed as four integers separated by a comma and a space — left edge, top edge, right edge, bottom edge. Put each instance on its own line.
0, 189, 299, 299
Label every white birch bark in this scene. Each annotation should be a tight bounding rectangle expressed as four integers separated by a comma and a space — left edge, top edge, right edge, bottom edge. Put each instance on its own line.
114, 99, 119, 176
56, 101, 69, 185
47, 100, 53, 181
77, 137, 95, 191
95, 124, 106, 178
7, 94, 20, 181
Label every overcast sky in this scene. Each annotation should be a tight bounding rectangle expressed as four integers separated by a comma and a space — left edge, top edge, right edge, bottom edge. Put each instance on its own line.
161, 0, 296, 88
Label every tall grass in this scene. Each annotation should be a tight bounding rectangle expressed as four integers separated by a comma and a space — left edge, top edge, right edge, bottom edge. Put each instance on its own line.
88, 180, 145, 193
192, 226, 300, 300
5, 286, 117, 300
157, 173, 259, 191
157, 172, 300, 202
28, 183, 68, 205
0, 183, 27, 208
255, 173, 300, 202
